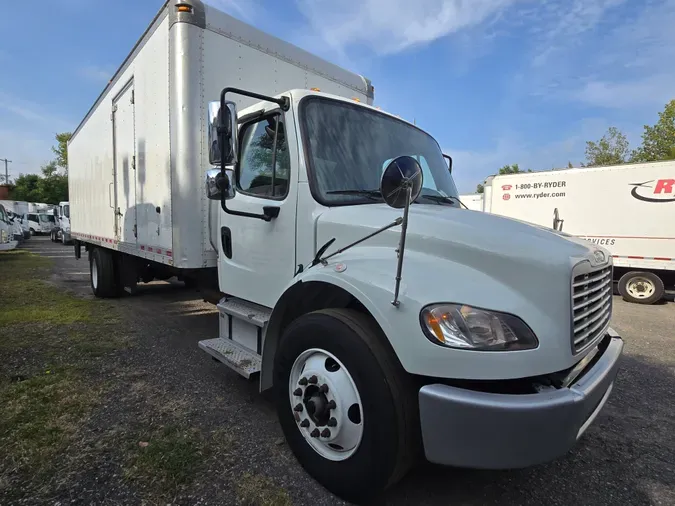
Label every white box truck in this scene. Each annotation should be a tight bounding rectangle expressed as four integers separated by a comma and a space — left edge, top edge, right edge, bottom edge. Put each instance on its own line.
68, 1, 624, 502
459, 193, 484, 211
483, 160, 675, 304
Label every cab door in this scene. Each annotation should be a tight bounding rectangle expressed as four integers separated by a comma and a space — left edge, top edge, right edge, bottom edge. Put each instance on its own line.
218, 109, 298, 309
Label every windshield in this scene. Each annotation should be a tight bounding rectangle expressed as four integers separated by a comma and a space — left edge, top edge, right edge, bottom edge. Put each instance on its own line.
39, 214, 55, 223
301, 97, 459, 206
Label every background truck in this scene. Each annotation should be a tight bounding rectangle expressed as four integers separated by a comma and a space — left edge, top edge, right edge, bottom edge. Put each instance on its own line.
459, 193, 484, 211
68, 0, 624, 502
482, 160, 675, 304
0, 203, 18, 251
51, 201, 71, 244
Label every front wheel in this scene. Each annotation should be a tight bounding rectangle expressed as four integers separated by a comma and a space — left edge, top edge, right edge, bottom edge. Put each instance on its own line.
618, 271, 664, 304
274, 309, 419, 503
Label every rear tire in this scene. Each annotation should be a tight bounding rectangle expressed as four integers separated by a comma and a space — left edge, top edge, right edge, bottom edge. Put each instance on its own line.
274, 309, 419, 503
89, 248, 121, 298
618, 271, 664, 304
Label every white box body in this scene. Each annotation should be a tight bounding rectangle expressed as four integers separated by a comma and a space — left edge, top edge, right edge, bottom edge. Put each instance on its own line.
483, 160, 675, 271
68, 0, 373, 269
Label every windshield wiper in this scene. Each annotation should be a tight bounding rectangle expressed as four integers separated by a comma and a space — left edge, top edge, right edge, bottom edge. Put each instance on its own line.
416, 194, 468, 209
327, 189, 383, 201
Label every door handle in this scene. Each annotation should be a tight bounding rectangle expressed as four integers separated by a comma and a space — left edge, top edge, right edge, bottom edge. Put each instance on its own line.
108, 183, 114, 209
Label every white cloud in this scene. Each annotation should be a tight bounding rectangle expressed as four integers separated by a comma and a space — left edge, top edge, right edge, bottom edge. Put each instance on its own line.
574, 75, 675, 109
0, 91, 75, 179
296, 0, 517, 55
78, 64, 115, 83
0, 91, 72, 132
524, 0, 675, 109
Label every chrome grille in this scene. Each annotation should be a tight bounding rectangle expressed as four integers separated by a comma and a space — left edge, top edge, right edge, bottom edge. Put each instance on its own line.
572, 265, 612, 353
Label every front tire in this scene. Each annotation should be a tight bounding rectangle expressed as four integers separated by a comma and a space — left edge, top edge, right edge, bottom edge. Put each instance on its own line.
618, 271, 664, 304
274, 309, 419, 503
89, 248, 121, 298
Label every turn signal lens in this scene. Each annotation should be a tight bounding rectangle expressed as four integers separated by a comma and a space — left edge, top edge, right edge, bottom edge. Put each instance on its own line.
177, 4, 192, 13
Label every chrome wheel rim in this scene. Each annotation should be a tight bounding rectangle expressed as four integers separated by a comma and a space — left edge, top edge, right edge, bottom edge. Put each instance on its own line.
289, 348, 364, 461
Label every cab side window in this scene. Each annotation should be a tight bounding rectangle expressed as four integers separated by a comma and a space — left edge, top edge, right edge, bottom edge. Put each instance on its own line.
238, 114, 290, 199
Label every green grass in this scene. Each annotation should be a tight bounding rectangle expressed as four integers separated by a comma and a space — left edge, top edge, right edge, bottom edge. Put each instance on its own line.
0, 250, 123, 494
0, 251, 96, 325
125, 426, 219, 489
236, 473, 293, 506
0, 368, 100, 478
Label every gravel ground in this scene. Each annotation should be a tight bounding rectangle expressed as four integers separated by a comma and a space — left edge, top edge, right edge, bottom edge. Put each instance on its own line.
11, 237, 675, 505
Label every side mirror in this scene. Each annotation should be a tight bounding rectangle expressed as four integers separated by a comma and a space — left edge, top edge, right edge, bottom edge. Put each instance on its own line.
443, 153, 453, 174
208, 100, 238, 166
206, 167, 235, 201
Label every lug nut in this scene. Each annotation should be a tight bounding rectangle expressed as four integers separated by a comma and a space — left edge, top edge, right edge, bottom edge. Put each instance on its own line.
321, 429, 331, 438
300, 419, 310, 428
308, 375, 318, 384
293, 388, 303, 396
327, 417, 337, 427
319, 384, 329, 393
298, 377, 308, 386
293, 403, 303, 412
327, 400, 336, 410
310, 428, 320, 438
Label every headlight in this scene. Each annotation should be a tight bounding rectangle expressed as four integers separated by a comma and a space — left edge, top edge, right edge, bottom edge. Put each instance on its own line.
420, 304, 538, 351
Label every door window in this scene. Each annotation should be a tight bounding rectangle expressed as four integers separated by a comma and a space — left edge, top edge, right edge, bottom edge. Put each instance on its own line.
237, 114, 290, 199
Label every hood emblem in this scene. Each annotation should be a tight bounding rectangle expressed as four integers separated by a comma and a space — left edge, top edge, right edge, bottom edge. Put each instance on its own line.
593, 250, 606, 264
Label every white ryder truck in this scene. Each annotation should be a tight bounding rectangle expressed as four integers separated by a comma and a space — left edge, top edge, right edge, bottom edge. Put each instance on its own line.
482, 161, 675, 305
68, 1, 624, 502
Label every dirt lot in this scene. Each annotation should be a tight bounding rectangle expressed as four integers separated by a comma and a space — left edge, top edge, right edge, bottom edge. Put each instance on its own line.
1, 237, 674, 505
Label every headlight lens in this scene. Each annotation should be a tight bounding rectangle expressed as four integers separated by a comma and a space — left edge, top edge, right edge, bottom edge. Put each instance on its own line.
420, 304, 538, 351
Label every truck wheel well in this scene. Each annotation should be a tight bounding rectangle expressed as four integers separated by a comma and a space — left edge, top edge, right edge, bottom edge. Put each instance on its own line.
260, 281, 389, 392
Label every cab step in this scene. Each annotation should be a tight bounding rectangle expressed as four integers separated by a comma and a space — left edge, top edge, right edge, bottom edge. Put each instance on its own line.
198, 338, 262, 378
217, 297, 271, 327
198, 297, 271, 378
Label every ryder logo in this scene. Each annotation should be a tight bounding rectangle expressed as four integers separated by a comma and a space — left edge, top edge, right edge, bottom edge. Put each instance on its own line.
630, 179, 675, 203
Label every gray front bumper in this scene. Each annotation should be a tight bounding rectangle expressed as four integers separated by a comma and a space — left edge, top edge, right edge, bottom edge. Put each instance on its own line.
419, 329, 623, 469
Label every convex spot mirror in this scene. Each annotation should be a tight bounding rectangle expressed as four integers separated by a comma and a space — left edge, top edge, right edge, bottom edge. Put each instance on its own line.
380, 156, 424, 209
208, 100, 238, 166
206, 168, 235, 201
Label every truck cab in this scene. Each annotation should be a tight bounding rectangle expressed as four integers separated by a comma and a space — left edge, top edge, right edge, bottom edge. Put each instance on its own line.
51, 201, 71, 244
0, 204, 18, 251
198, 88, 624, 501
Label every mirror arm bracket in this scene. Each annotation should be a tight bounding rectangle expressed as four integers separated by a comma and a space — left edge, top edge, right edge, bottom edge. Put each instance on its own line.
216, 87, 288, 222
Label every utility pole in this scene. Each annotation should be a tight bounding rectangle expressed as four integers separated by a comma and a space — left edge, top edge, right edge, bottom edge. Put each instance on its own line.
0, 158, 11, 184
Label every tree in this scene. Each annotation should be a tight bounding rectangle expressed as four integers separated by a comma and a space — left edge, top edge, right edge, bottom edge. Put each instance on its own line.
498, 163, 532, 175
584, 127, 629, 167
10, 174, 42, 202
567, 161, 574, 168
476, 183, 484, 194
52, 132, 72, 173
630, 99, 675, 163
38, 161, 68, 204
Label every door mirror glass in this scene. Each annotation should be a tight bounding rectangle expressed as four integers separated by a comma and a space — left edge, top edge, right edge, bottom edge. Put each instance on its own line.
206, 167, 235, 201
208, 100, 238, 166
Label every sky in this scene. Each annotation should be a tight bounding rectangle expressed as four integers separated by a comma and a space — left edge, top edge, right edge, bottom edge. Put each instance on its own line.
0, 0, 673, 193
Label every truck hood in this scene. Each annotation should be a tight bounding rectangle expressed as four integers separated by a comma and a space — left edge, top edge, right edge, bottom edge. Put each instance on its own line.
315, 204, 604, 275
